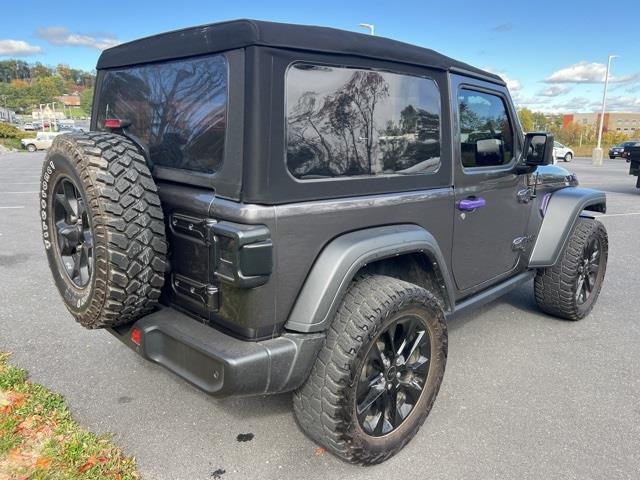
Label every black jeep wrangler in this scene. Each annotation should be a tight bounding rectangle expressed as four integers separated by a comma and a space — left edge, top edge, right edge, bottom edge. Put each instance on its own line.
40, 20, 609, 464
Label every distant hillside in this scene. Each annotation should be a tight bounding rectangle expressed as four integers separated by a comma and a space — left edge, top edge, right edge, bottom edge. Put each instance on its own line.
0, 59, 95, 115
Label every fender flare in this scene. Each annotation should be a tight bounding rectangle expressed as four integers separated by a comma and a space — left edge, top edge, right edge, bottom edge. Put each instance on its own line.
284, 224, 454, 333
528, 187, 606, 268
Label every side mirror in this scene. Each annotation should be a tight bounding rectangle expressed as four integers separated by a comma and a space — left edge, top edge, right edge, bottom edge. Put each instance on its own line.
523, 132, 554, 166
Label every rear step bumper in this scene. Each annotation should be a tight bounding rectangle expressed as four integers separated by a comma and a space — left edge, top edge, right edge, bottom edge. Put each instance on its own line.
108, 307, 325, 397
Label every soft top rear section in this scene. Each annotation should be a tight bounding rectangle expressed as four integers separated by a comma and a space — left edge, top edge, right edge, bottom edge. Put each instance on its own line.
96, 19, 504, 85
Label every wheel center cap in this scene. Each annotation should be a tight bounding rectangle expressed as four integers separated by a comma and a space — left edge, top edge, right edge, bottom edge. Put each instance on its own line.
386, 366, 398, 381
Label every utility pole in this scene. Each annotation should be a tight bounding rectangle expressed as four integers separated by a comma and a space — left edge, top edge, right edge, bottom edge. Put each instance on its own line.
359, 23, 375, 35
39, 103, 45, 131
51, 102, 57, 131
592, 54, 619, 166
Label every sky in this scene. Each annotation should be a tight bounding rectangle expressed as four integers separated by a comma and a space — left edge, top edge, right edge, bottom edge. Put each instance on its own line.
1, 0, 639, 113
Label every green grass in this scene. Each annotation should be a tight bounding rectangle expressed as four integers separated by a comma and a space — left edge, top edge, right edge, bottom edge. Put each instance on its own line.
0, 137, 24, 150
0, 352, 140, 479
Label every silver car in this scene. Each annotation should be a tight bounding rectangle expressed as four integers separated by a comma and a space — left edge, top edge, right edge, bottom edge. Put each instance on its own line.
553, 141, 574, 163
21, 132, 61, 152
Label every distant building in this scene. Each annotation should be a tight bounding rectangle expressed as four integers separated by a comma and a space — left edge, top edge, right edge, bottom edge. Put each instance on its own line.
563, 112, 640, 134
56, 94, 81, 108
0, 106, 16, 123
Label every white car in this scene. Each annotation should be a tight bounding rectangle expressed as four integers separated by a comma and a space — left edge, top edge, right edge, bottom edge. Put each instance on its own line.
553, 141, 574, 163
21, 132, 62, 152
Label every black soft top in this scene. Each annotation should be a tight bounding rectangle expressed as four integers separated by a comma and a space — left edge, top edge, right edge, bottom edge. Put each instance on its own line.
96, 19, 504, 84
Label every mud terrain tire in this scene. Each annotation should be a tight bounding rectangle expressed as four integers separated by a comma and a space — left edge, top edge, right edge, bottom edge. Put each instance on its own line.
293, 275, 447, 465
40, 132, 167, 328
535, 218, 607, 320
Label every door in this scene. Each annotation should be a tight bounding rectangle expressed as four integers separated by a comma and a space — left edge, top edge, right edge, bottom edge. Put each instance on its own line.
450, 76, 533, 292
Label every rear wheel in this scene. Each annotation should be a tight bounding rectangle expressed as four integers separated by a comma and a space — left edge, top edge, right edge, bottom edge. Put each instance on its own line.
535, 218, 607, 320
564, 152, 573, 162
293, 275, 447, 464
26, 144, 36, 152
40, 132, 167, 328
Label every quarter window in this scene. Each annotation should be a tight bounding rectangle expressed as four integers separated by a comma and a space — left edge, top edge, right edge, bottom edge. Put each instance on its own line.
286, 64, 441, 179
458, 89, 514, 168
96, 55, 227, 174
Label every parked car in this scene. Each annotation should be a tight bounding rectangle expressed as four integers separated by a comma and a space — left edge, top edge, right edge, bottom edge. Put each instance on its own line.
609, 141, 640, 159
22, 123, 36, 131
623, 144, 640, 189
21, 132, 61, 152
39, 19, 608, 465
553, 141, 574, 162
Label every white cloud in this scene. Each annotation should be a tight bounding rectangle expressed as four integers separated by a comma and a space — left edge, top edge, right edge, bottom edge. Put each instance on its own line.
537, 85, 572, 97
515, 96, 551, 107
602, 96, 640, 112
36, 27, 119, 50
491, 23, 512, 32
545, 61, 637, 84
0, 40, 42, 56
484, 68, 522, 97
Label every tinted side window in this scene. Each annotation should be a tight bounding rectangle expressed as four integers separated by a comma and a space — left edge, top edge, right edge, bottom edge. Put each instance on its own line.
458, 89, 513, 168
96, 55, 227, 174
286, 64, 441, 179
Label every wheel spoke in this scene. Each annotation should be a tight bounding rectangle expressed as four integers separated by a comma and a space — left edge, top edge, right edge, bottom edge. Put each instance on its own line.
362, 411, 383, 435
357, 382, 386, 415
77, 197, 87, 218
575, 276, 585, 303
356, 313, 432, 437
407, 354, 430, 374
385, 323, 397, 354
62, 180, 79, 217
55, 192, 75, 217
384, 390, 398, 431
371, 339, 390, 368
406, 329, 426, 362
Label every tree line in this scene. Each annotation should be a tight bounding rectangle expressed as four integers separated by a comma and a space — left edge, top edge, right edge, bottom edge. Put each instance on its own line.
517, 107, 639, 147
0, 59, 95, 115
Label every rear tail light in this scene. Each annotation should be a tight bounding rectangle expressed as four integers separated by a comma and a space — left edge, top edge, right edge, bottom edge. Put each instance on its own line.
104, 118, 131, 129
130, 327, 142, 346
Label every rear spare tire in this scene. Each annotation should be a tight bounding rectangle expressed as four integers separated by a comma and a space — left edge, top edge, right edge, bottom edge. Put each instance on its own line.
40, 132, 167, 328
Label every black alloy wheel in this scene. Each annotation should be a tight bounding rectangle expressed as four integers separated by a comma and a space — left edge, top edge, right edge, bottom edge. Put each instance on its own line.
575, 236, 602, 306
356, 315, 431, 436
52, 177, 94, 288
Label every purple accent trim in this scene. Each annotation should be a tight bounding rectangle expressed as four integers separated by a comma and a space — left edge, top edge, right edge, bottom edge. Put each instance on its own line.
540, 192, 552, 217
458, 197, 486, 211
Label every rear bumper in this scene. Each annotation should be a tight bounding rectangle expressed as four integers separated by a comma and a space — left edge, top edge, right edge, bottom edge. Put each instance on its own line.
109, 307, 324, 397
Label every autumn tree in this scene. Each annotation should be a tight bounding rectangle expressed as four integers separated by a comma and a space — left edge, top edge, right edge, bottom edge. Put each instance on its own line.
517, 107, 534, 132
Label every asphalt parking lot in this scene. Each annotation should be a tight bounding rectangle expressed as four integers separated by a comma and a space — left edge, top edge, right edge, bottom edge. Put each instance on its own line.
1, 152, 639, 480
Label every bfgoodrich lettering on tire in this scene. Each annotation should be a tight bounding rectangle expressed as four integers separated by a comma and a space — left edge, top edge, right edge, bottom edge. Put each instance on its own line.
40, 132, 167, 328
293, 275, 447, 464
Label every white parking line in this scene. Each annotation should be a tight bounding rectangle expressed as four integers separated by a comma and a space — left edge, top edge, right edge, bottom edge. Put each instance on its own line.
602, 212, 640, 217
0, 206, 25, 209
0, 191, 38, 194
0, 182, 40, 185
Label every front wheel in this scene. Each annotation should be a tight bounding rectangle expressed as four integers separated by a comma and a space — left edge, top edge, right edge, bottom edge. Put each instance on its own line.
564, 152, 573, 162
26, 144, 36, 152
535, 218, 607, 320
293, 275, 447, 464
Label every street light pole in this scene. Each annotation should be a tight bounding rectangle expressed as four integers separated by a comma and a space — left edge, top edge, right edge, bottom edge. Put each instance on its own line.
592, 54, 619, 166
359, 23, 375, 35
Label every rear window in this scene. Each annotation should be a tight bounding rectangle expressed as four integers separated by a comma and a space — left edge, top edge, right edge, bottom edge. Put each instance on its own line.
95, 55, 227, 174
286, 64, 441, 180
